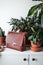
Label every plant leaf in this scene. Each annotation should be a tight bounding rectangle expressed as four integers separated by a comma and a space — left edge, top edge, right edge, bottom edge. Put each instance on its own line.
33, 38, 37, 44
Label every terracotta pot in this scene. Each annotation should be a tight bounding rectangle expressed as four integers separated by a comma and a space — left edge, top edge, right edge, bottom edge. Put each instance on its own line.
0, 37, 5, 45
30, 47, 41, 52
30, 40, 41, 52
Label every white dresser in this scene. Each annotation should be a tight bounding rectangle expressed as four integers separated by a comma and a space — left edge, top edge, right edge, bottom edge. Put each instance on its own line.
0, 48, 43, 65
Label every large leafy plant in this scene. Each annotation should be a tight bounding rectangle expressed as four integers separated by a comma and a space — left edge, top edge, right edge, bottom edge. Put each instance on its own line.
27, 3, 43, 44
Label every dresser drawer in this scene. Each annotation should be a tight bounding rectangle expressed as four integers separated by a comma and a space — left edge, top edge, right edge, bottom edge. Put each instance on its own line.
0, 52, 30, 65
30, 54, 43, 65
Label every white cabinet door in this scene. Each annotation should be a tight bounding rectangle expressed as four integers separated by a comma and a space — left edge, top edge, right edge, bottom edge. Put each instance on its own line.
0, 53, 30, 65
30, 54, 43, 65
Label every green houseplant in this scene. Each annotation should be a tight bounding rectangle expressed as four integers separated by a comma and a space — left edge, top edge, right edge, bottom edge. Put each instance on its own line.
28, 26, 43, 51
0, 27, 5, 46
27, 3, 43, 51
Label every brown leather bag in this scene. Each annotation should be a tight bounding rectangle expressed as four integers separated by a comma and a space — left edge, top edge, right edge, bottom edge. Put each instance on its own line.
6, 32, 27, 51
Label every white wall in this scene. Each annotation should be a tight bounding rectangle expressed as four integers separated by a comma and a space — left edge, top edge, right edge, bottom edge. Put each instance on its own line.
0, 0, 42, 35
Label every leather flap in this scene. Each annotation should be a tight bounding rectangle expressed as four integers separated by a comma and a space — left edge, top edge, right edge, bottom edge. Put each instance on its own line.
6, 32, 27, 47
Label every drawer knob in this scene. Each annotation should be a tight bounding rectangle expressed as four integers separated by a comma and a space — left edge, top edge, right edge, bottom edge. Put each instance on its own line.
32, 58, 36, 61
23, 58, 27, 61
